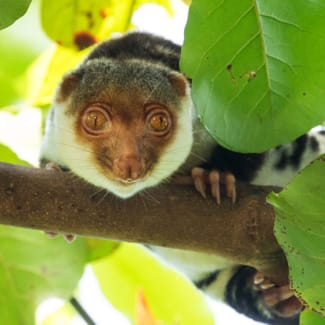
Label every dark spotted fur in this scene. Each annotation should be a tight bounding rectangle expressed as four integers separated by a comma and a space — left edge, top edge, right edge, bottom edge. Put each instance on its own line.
85, 32, 181, 72
275, 135, 307, 170
86, 33, 315, 325
45, 32, 324, 325
195, 270, 221, 289
203, 145, 265, 182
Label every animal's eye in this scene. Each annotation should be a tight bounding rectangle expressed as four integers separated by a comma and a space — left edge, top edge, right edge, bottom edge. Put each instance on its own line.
149, 114, 168, 131
82, 106, 110, 134
147, 110, 171, 135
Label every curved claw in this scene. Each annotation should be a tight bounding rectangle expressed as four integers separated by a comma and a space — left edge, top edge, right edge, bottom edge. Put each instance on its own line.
223, 172, 236, 203
45, 231, 59, 238
209, 171, 220, 205
45, 231, 76, 243
191, 167, 237, 204
191, 167, 207, 199
64, 234, 76, 243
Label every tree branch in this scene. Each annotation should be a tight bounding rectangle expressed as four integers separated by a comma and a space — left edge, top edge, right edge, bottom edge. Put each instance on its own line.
0, 162, 288, 283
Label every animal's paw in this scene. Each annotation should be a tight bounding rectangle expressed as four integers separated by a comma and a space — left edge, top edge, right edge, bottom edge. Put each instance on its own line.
45, 162, 63, 172
191, 167, 236, 204
254, 272, 302, 318
45, 231, 77, 243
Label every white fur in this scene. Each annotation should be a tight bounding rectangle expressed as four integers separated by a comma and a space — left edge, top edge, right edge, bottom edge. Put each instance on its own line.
149, 246, 235, 283
252, 127, 325, 187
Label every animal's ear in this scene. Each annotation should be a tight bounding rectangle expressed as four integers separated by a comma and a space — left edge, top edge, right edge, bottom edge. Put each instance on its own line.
55, 71, 83, 103
168, 71, 190, 97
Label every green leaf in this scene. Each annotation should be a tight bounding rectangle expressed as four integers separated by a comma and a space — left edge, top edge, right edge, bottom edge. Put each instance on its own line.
301, 309, 325, 325
0, 226, 87, 323
40, 0, 172, 49
86, 238, 119, 262
0, 0, 31, 29
268, 156, 325, 315
92, 244, 214, 325
0, 143, 30, 166
0, 37, 37, 107
181, 0, 325, 152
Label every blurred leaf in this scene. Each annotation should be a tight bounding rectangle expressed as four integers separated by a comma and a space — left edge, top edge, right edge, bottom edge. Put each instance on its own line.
0, 37, 37, 106
0, 226, 87, 324
0, 143, 30, 166
300, 309, 325, 325
41, 0, 172, 49
41, 301, 76, 325
181, 0, 325, 152
269, 156, 325, 315
92, 244, 214, 325
86, 238, 120, 262
135, 289, 159, 325
0, 0, 31, 29
27, 46, 90, 107
35, 0, 172, 106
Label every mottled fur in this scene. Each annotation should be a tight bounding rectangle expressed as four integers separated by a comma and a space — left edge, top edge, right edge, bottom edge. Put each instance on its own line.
41, 32, 325, 325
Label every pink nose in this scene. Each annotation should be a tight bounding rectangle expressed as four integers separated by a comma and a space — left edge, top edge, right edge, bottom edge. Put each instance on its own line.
114, 156, 143, 181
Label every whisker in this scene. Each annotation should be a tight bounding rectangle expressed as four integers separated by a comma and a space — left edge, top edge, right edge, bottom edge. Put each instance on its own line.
89, 187, 106, 200
192, 129, 209, 135
53, 142, 95, 154
139, 189, 160, 204
188, 151, 207, 163
46, 122, 76, 135
143, 79, 165, 106
139, 195, 148, 210
96, 190, 110, 205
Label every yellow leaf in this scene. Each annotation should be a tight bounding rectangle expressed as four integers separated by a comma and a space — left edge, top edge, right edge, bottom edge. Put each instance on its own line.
27, 45, 90, 107
135, 289, 159, 325
92, 244, 214, 325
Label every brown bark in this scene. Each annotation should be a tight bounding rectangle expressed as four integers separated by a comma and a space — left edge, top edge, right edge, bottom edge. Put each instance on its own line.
0, 162, 288, 283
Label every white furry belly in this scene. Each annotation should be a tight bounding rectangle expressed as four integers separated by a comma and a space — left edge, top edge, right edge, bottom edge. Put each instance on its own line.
150, 246, 235, 282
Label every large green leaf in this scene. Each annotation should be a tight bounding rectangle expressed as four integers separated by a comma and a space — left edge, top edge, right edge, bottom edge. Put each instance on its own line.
181, 0, 325, 152
41, 0, 172, 49
0, 226, 87, 323
301, 309, 325, 325
92, 243, 214, 325
268, 156, 325, 316
0, 0, 31, 29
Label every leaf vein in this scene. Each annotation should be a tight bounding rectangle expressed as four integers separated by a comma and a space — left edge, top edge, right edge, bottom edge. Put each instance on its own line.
196, 4, 255, 75
267, 54, 297, 74
260, 13, 304, 32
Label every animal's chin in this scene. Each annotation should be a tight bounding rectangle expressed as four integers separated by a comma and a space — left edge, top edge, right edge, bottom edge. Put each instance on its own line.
117, 178, 142, 185
107, 177, 146, 199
